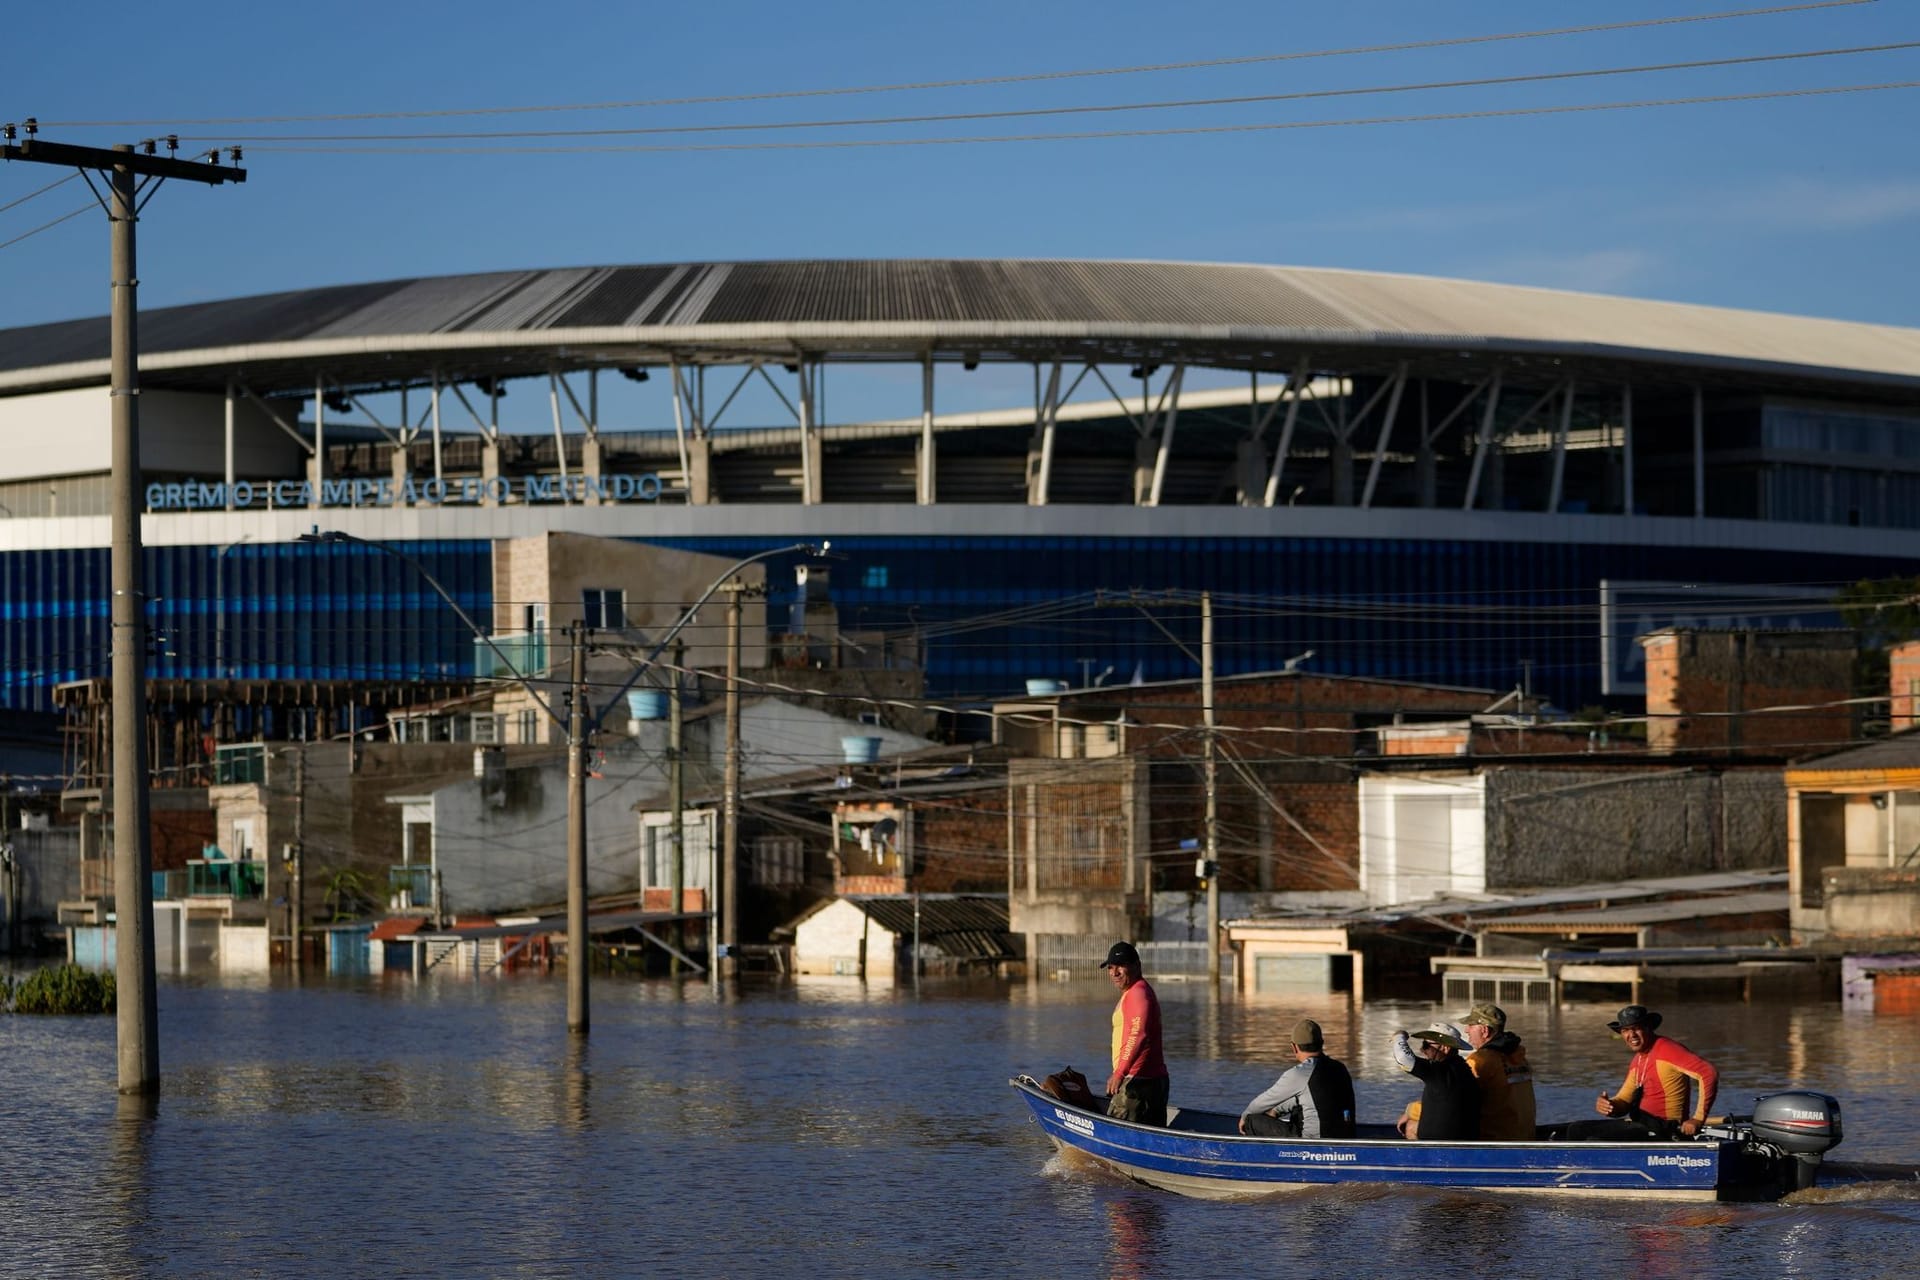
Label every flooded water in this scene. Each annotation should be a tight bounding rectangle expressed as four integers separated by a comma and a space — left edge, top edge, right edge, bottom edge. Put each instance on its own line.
3, 971, 1918, 1278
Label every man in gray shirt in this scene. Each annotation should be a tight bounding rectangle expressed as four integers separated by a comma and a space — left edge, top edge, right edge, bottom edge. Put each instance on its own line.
1238, 1018, 1357, 1139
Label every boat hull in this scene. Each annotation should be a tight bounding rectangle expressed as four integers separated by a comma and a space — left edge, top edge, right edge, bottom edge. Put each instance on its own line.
1011, 1077, 1789, 1202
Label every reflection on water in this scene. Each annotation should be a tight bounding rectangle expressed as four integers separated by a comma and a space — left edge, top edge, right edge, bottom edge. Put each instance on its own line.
2, 972, 1918, 1278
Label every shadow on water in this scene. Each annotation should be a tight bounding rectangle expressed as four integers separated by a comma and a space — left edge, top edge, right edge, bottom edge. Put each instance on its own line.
103, 1094, 158, 1278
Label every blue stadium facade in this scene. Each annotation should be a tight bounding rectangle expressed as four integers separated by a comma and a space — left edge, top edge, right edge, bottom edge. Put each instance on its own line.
3, 259, 1918, 723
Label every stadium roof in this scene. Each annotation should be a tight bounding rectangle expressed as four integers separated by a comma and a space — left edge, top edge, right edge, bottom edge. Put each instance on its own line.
3, 258, 1919, 404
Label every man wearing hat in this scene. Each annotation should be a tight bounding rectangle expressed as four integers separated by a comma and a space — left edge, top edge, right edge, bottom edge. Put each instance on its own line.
1460, 1003, 1537, 1141
1389, 1021, 1480, 1141
1236, 1019, 1357, 1139
1100, 941, 1170, 1126
1594, 1005, 1719, 1138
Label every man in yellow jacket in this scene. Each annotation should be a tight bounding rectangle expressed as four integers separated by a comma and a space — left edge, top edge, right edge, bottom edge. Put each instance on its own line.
1460, 1003, 1537, 1141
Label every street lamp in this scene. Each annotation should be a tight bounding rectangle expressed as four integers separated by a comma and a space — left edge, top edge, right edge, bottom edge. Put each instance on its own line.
296, 529, 822, 1030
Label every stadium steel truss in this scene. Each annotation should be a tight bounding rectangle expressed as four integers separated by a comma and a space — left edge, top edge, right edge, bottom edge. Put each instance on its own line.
2, 258, 1919, 718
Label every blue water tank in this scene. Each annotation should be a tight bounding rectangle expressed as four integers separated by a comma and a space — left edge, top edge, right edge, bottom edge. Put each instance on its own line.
1025, 678, 1068, 696
841, 735, 883, 764
627, 690, 669, 721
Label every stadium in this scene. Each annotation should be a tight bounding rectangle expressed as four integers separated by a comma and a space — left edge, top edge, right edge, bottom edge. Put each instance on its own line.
3, 256, 1919, 734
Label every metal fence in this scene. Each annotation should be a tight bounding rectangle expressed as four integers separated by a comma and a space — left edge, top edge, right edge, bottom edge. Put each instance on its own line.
1032, 936, 1233, 983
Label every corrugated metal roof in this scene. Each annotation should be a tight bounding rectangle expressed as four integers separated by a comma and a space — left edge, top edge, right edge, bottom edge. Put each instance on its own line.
5, 259, 1920, 400
1470, 891, 1787, 929
844, 893, 1012, 959
1787, 730, 1920, 774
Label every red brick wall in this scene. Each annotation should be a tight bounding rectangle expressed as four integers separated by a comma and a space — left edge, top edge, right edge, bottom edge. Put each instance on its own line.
1642, 630, 1854, 755
916, 802, 1009, 893
1892, 640, 1920, 733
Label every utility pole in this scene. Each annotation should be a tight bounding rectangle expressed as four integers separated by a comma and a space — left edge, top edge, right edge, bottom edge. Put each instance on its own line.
1203, 592, 1220, 988
566, 619, 590, 1033
668, 640, 685, 977
291, 747, 305, 974
2, 128, 245, 1095
721, 584, 743, 980
1, 782, 13, 956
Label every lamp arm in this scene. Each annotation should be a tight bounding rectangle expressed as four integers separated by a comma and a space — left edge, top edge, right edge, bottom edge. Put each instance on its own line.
586, 541, 816, 735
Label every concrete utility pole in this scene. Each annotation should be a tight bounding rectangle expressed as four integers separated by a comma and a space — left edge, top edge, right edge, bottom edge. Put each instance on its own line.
567, 619, 590, 1034
2, 128, 244, 1095
1203, 592, 1220, 988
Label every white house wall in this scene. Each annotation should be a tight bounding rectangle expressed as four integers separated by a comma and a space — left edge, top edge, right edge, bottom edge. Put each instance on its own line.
428, 738, 660, 915
793, 898, 898, 976
1358, 773, 1486, 906
428, 699, 933, 917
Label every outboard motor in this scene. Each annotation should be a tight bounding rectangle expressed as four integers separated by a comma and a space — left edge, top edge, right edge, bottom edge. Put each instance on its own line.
1749, 1092, 1844, 1190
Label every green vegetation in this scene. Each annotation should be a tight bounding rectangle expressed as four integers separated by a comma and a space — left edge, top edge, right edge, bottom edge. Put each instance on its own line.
1837, 575, 1920, 723
3, 964, 117, 1015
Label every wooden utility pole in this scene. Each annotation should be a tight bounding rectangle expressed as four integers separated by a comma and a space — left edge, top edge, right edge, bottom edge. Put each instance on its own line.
1203, 592, 1220, 988
668, 640, 685, 976
566, 619, 590, 1033
291, 746, 305, 973
1, 129, 244, 1094
721, 585, 743, 979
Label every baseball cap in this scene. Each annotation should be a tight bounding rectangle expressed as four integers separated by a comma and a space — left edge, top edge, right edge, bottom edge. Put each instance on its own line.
1099, 941, 1141, 970
1292, 1018, 1324, 1050
1460, 1003, 1507, 1031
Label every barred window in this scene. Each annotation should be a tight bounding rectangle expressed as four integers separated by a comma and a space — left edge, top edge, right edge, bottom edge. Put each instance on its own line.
752, 836, 806, 888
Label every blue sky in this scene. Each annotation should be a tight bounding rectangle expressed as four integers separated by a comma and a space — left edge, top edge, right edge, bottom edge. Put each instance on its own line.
3, 0, 1917, 342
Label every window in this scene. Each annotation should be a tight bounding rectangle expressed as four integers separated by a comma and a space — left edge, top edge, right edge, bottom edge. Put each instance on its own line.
752, 836, 806, 888
230, 819, 256, 861
523, 602, 548, 636
640, 811, 714, 889
858, 711, 883, 726
863, 565, 889, 589
583, 588, 626, 629
471, 713, 504, 744
517, 709, 540, 745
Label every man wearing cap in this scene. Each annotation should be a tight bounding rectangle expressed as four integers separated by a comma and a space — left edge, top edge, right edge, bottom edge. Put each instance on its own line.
1237, 1019, 1357, 1139
1460, 1003, 1537, 1141
1389, 1022, 1480, 1141
1100, 941, 1170, 1126
1594, 1004, 1719, 1139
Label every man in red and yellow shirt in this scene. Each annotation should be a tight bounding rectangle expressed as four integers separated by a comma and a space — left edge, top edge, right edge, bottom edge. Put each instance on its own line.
1594, 1004, 1719, 1138
1100, 941, 1169, 1126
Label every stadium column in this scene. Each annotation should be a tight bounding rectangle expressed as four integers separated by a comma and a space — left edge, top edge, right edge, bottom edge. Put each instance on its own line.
918, 355, 936, 505
308, 379, 324, 508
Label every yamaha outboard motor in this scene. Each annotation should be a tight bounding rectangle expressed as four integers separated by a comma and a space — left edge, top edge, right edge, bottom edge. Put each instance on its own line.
1749, 1092, 1844, 1190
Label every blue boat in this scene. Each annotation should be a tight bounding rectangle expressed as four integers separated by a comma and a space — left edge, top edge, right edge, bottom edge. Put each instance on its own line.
1009, 1075, 1842, 1202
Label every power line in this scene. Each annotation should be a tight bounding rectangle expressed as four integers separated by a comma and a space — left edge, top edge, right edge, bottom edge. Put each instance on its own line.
0, 201, 92, 252
239, 81, 1920, 155
0, 170, 78, 215
178, 41, 1920, 144
30, 0, 1876, 127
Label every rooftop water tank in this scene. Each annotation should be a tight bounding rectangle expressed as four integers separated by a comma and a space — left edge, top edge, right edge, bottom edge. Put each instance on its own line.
841, 735, 883, 764
626, 689, 669, 721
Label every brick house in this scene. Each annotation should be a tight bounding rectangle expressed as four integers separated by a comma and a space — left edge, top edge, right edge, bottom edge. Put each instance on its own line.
1639, 628, 1857, 756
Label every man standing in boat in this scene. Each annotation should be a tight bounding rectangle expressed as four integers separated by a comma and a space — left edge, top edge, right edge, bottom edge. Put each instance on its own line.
1594, 1004, 1719, 1138
1390, 1022, 1480, 1140
1460, 1003, 1537, 1141
1100, 941, 1170, 1127
1237, 1018, 1356, 1139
